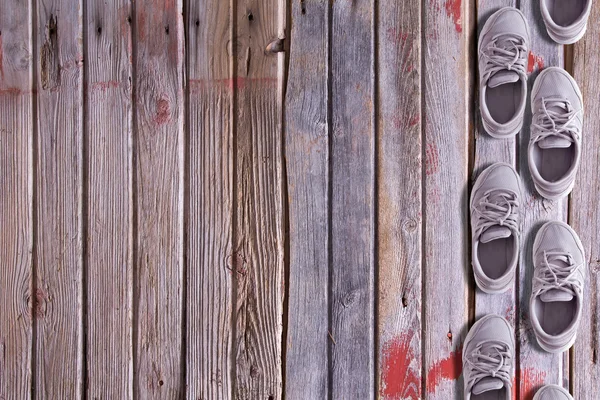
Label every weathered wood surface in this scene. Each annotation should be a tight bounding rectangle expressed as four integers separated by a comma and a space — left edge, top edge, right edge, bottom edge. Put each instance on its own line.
33, 0, 84, 397
376, 1, 422, 399
0, 1, 33, 398
85, 0, 133, 397
186, 0, 234, 397
330, 1, 375, 398
233, 0, 285, 398
571, 4, 600, 397
132, 0, 184, 397
284, 0, 329, 398
517, 1, 569, 398
423, 0, 470, 398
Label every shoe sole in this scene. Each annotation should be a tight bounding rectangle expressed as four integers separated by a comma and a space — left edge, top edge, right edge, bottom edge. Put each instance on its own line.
546, 22, 588, 45
532, 384, 573, 400
478, 7, 531, 139
531, 221, 586, 353
470, 162, 522, 294
529, 66, 583, 200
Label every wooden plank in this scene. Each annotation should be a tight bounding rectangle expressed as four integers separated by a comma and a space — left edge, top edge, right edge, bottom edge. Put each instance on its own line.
85, 0, 133, 397
423, 0, 469, 398
233, 0, 285, 398
185, 0, 234, 397
33, 1, 84, 397
330, 1, 375, 398
283, 0, 329, 398
0, 0, 33, 397
571, 7, 600, 397
132, 0, 184, 397
517, 1, 568, 398
472, 0, 517, 381
375, 1, 422, 399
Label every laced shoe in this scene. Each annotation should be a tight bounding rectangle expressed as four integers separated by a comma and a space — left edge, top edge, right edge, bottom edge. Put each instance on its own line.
463, 314, 514, 400
478, 7, 530, 138
471, 163, 521, 293
530, 221, 586, 353
541, 0, 592, 44
528, 67, 583, 200
533, 384, 574, 400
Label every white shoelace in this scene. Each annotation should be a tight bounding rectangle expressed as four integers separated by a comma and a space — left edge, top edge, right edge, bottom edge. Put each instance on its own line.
465, 340, 512, 393
481, 34, 527, 83
532, 97, 582, 144
473, 189, 519, 239
534, 251, 584, 297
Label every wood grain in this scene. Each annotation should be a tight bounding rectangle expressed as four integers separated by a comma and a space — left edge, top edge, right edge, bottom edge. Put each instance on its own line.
0, 0, 33, 397
233, 0, 285, 398
132, 0, 184, 397
375, 1, 422, 399
423, 0, 470, 398
571, 4, 600, 396
517, 1, 568, 397
33, 1, 84, 397
85, 0, 133, 397
283, 0, 329, 398
472, 0, 517, 373
330, 1, 375, 398
186, 0, 234, 397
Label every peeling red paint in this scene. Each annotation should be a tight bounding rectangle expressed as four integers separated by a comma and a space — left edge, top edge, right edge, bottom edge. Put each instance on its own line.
425, 142, 439, 176
91, 81, 121, 91
527, 51, 544, 73
154, 96, 171, 125
445, 0, 463, 33
409, 115, 420, 127
520, 367, 547, 400
380, 333, 421, 399
426, 346, 463, 393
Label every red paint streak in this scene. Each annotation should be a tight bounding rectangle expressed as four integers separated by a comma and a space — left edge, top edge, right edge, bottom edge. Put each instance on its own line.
91, 81, 121, 91
425, 142, 439, 176
154, 96, 171, 125
426, 346, 463, 393
520, 368, 547, 400
527, 51, 545, 73
380, 333, 421, 399
409, 115, 420, 127
386, 27, 410, 44
445, 0, 463, 33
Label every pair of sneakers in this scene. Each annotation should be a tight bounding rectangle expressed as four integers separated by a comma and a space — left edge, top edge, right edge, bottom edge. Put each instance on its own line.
463, 314, 574, 399
479, 7, 584, 200
471, 162, 586, 354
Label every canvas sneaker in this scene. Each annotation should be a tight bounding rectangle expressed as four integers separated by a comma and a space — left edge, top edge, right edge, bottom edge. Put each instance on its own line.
528, 67, 583, 200
541, 0, 592, 44
530, 221, 586, 353
463, 314, 514, 400
478, 7, 530, 138
533, 384, 574, 400
471, 163, 520, 293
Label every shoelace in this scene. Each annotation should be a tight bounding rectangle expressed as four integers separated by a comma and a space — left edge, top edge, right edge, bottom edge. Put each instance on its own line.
473, 189, 519, 239
534, 251, 584, 297
466, 340, 512, 393
532, 97, 582, 144
481, 34, 527, 83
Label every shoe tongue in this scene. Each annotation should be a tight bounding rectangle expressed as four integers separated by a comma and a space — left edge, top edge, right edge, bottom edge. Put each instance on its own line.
541, 289, 574, 302
472, 377, 504, 395
489, 70, 519, 88
538, 136, 572, 149
480, 226, 512, 243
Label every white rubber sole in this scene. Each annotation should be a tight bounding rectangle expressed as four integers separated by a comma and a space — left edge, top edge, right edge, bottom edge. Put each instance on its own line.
532, 384, 573, 400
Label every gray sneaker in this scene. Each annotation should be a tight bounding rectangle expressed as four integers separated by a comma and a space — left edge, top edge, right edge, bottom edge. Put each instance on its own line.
530, 221, 586, 353
533, 384, 574, 400
478, 7, 530, 138
471, 163, 521, 293
541, 0, 592, 44
463, 314, 514, 400
528, 67, 583, 200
